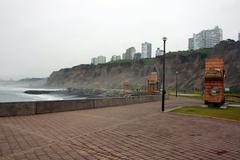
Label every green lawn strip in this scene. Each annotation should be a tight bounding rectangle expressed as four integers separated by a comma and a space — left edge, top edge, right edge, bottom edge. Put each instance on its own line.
168, 93, 203, 100
170, 106, 240, 121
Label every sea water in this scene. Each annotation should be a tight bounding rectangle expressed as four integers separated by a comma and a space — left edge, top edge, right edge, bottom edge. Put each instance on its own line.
0, 85, 63, 102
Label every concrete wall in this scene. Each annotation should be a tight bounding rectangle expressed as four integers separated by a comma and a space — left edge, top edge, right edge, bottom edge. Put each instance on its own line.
0, 95, 161, 117
0, 102, 36, 117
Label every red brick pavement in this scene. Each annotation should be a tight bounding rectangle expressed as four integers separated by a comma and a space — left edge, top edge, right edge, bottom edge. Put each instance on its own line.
0, 97, 239, 160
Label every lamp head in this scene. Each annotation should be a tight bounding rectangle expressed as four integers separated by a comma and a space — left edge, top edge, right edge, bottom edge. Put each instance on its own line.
163, 37, 167, 41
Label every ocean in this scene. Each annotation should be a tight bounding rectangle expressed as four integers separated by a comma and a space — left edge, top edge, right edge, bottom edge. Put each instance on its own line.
0, 85, 64, 103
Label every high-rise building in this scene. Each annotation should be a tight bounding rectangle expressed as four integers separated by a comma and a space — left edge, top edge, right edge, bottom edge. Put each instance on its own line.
188, 38, 194, 50
155, 48, 164, 57
189, 26, 223, 50
123, 47, 136, 60
116, 55, 121, 60
141, 42, 152, 58
97, 56, 106, 64
122, 53, 126, 60
205, 26, 223, 48
91, 57, 97, 65
111, 55, 116, 61
91, 56, 106, 65
111, 55, 121, 61
238, 33, 240, 41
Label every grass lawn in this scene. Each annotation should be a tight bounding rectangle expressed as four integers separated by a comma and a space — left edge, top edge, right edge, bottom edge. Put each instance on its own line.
167, 92, 240, 103
170, 106, 240, 121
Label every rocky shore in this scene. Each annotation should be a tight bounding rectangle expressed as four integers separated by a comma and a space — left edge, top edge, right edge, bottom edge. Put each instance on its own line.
24, 88, 151, 99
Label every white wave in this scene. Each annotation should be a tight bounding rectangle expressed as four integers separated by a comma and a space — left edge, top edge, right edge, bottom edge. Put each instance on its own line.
0, 85, 65, 102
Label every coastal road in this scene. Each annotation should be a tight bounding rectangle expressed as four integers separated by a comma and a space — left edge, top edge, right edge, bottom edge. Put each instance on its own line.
0, 97, 239, 160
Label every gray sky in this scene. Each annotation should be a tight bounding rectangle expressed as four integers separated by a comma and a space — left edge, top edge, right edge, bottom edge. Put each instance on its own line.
0, 0, 239, 80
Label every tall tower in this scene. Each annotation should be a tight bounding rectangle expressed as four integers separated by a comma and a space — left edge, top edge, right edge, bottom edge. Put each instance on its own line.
125, 47, 136, 60
188, 38, 194, 50
190, 26, 223, 50
141, 42, 152, 58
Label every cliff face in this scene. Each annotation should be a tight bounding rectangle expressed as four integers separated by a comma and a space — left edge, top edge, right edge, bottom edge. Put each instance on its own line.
47, 62, 157, 89
47, 40, 240, 91
210, 40, 240, 90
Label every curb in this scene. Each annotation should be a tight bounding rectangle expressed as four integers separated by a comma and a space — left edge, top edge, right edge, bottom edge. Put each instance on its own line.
165, 106, 184, 112
228, 104, 240, 107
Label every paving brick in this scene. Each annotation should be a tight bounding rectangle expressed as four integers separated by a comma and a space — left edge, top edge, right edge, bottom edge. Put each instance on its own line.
0, 96, 239, 160
0, 124, 52, 158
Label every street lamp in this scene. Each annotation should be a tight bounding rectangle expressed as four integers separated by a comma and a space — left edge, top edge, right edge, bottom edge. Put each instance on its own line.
176, 71, 179, 97
162, 37, 167, 112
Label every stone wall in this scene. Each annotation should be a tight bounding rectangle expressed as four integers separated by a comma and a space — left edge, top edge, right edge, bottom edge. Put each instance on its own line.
0, 95, 161, 117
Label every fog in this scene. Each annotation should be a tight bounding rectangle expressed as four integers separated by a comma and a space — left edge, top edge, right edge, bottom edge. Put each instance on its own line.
0, 0, 239, 79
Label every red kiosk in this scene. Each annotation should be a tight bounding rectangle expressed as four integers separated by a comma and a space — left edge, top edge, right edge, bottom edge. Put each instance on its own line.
204, 58, 225, 106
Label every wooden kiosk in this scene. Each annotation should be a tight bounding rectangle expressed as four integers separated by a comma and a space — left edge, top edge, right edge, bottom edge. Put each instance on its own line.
204, 58, 225, 106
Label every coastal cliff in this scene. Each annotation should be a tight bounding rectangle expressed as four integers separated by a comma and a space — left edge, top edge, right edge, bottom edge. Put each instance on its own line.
47, 40, 240, 91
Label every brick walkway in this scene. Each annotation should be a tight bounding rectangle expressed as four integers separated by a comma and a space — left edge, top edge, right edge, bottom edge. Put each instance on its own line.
0, 97, 239, 160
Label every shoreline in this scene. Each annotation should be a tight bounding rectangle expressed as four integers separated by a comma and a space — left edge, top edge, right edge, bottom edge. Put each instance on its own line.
23, 88, 122, 99
0, 85, 156, 103
23, 87, 148, 99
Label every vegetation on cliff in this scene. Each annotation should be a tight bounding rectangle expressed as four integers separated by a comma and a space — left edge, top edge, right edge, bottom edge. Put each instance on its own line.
47, 40, 240, 92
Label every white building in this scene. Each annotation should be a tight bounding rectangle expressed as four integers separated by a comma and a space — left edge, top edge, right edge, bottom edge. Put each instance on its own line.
189, 26, 223, 50
122, 53, 126, 60
188, 38, 194, 50
122, 47, 136, 60
155, 48, 164, 57
141, 42, 152, 58
91, 56, 106, 65
91, 57, 97, 65
97, 56, 106, 64
117, 55, 121, 60
111, 55, 121, 61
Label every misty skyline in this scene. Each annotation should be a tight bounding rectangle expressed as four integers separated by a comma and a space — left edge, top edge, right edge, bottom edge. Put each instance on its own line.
0, 0, 240, 80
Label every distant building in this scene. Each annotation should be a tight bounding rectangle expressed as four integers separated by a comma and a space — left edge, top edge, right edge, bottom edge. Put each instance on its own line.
91, 56, 106, 65
91, 57, 97, 65
238, 33, 240, 41
189, 26, 223, 50
111, 55, 121, 61
97, 56, 106, 64
188, 38, 194, 50
122, 53, 126, 60
134, 52, 141, 60
123, 47, 136, 60
155, 48, 164, 57
116, 55, 121, 60
141, 42, 152, 58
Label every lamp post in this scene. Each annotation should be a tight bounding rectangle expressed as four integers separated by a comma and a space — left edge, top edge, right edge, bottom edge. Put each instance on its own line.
162, 37, 167, 112
176, 71, 178, 97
